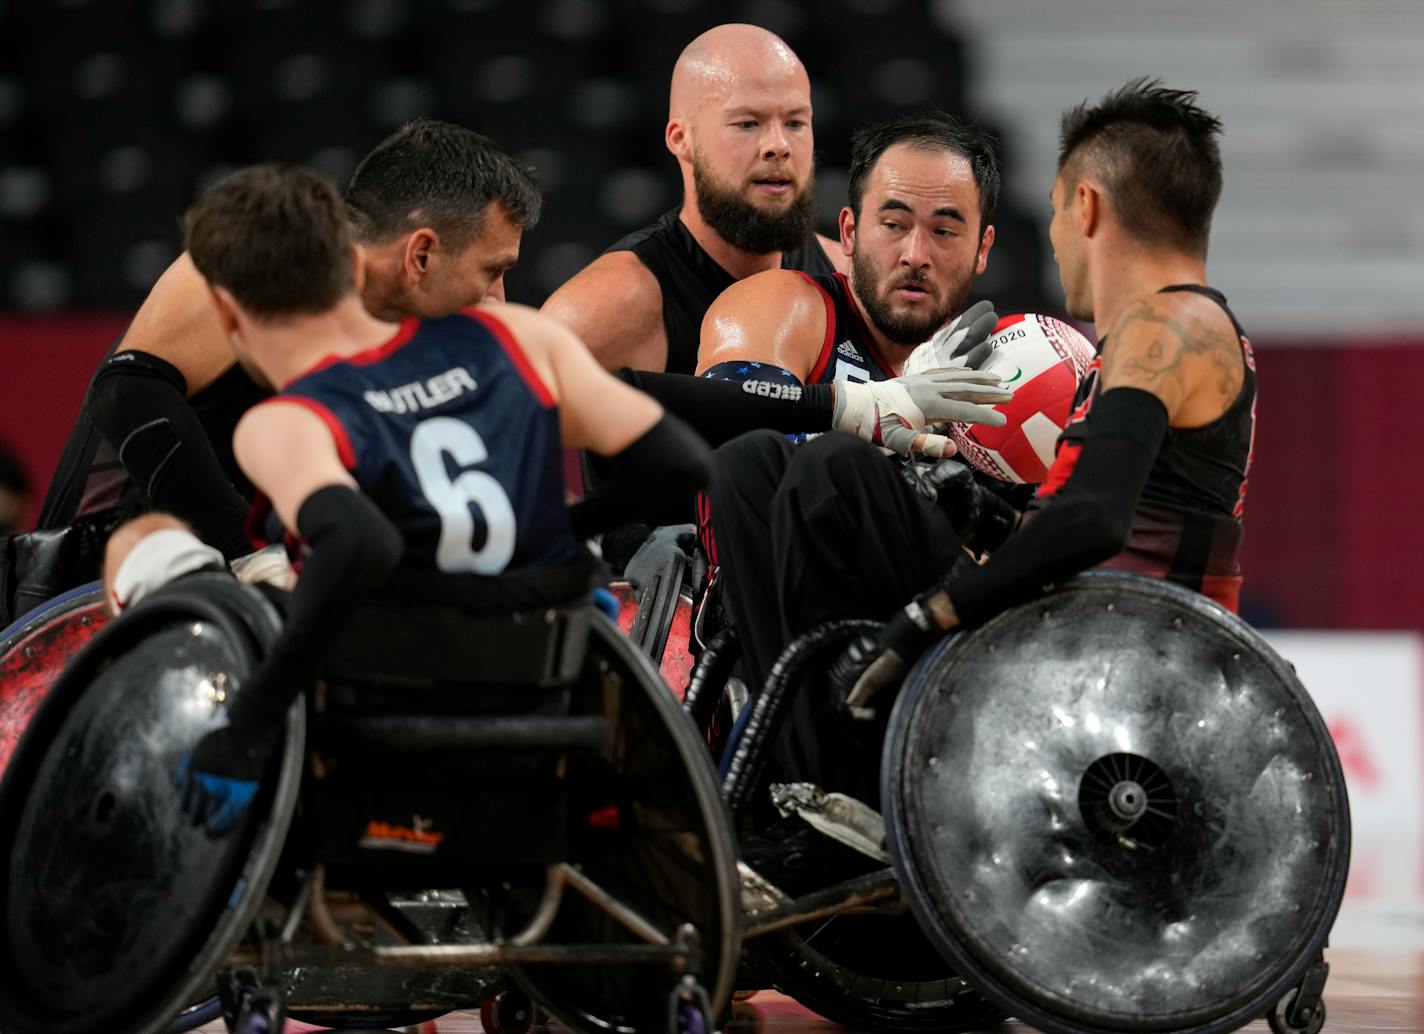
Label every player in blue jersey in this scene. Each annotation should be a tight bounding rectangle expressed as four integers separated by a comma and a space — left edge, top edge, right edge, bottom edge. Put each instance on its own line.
103, 164, 711, 834
25, 119, 535, 626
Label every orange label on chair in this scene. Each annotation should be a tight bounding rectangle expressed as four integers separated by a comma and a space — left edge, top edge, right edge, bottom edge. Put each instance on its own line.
359, 818, 445, 854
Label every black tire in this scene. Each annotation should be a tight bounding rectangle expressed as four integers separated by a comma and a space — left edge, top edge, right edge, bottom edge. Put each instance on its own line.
1267, 991, 1326, 1034
885, 572, 1351, 1034
506, 614, 741, 1034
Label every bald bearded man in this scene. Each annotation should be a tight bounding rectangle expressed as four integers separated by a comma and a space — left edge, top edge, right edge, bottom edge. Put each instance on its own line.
542, 23, 844, 375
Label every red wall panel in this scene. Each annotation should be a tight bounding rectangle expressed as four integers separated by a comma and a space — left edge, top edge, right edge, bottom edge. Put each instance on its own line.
0, 315, 127, 528
1, 317, 1420, 629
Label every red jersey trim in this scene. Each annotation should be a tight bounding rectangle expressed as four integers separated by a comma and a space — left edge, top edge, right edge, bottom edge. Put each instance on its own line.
244, 488, 304, 565
463, 307, 556, 408
1036, 441, 1082, 499
798, 271, 839, 384
254, 396, 357, 470
286, 317, 421, 387
834, 273, 897, 378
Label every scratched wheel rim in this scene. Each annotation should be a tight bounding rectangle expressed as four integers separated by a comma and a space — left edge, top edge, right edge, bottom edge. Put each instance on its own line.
884, 573, 1351, 1034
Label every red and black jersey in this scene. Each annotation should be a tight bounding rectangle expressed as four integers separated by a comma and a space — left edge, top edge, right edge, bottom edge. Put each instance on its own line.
252, 308, 576, 575
1035, 284, 1257, 611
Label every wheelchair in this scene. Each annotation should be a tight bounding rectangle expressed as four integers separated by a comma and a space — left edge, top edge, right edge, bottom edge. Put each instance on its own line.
0, 580, 110, 781
0, 568, 740, 1034
689, 570, 1350, 1034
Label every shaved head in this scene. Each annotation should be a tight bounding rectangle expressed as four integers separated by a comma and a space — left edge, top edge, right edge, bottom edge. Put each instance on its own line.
669, 23, 807, 123
665, 24, 816, 257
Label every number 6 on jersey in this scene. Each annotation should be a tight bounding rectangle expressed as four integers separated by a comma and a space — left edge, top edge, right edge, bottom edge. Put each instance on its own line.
410, 416, 517, 574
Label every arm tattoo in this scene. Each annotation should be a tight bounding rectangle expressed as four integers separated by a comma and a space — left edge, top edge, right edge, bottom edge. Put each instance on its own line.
1102, 296, 1242, 410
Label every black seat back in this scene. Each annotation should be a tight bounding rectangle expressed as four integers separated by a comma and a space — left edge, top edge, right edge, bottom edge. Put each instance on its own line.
308, 564, 603, 884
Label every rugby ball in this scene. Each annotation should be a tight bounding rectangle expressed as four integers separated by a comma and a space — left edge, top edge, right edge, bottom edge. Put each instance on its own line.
949, 313, 1097, 484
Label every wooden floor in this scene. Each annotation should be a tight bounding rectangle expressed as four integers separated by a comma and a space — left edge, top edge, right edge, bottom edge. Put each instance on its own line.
207, 944, 1417, 1034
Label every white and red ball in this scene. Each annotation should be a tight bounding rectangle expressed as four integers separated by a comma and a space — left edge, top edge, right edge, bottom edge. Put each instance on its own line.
949, 313, 1097, 484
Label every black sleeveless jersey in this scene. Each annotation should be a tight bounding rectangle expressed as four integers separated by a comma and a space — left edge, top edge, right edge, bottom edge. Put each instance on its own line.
37, 347, 267, 529
796, 271, 896, 385
1035, 285, 1257, 611
260, 309, 576, 574
605, 207, 836, 375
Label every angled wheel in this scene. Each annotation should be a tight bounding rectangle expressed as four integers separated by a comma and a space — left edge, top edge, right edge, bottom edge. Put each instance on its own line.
0, 580, 108, 781
0, 574, 304, 1034
507, 613, 740, 1034
884, 572, 1351, 1034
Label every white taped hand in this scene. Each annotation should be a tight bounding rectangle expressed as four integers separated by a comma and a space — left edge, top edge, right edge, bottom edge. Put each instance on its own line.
833, 370, 1012, 457
229, 543, 294, 590
906, 299, 999, 376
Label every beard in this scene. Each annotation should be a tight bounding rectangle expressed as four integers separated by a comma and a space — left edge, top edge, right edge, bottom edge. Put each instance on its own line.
692, 154, 817, 255
849, 248, 972, 347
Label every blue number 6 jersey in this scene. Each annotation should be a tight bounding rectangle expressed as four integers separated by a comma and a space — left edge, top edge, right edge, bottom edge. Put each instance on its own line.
259, 308, 576, 574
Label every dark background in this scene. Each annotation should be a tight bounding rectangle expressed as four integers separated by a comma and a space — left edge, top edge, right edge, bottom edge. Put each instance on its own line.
0, 0, 1418, 630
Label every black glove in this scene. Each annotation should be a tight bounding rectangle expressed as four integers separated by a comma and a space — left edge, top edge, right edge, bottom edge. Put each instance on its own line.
622, 523, 697, 592
827, 600, 942, 717
173, 661, 293, 836
175, 720, 281, 835
898, 458, 982, 536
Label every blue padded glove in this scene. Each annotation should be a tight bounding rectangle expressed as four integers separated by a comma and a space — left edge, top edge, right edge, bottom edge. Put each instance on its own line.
174, 723, 277, 836
592, 586, 620, 621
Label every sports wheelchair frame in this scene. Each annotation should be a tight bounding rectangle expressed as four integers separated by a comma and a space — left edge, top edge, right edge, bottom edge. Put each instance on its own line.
687, 570, 1349, 1034
0, 572, 739, 1034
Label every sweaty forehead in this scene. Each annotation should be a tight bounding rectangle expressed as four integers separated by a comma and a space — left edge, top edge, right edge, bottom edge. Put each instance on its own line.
681, 42, 809, 112
868, 144, 980, 213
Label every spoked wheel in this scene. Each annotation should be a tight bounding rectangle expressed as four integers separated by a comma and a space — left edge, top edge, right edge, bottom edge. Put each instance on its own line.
749, 911, 1004, 1032
884, 573, 1351, 1034
504, 613, 740, 1034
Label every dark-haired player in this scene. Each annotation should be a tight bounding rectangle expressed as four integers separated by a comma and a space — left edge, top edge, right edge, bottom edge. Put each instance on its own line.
541, 23, 843, 376
33, 119, 537, 603
704, 110, 1010, 709
104, 164, 711, 831
831, 78, 1257, 713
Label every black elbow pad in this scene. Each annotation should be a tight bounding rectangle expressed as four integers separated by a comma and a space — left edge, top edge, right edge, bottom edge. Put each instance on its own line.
89, 351, 190, 497
295, 484, 404, 591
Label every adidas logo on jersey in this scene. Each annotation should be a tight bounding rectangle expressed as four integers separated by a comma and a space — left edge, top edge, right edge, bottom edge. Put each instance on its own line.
836, 340, 863, 362
364, 366, 477, 415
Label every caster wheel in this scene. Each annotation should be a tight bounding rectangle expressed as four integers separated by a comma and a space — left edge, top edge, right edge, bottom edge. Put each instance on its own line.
481, 988, 535, 1034
676, 1002, 708, 1034
1269, 989, 1326, 1034
231, 1010, 273, 1034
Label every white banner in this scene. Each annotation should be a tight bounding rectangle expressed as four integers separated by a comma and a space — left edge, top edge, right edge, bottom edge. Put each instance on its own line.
1263, 630, 1424, 947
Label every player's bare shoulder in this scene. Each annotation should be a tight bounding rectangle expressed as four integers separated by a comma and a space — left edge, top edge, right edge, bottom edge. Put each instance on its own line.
697, 268, 827, 376
1100, 288, 1243, 424
539, 250, 666, 371
119, 252, 236, 393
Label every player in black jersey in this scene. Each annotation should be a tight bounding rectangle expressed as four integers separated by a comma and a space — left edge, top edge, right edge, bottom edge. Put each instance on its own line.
23, 120, 537, 619
703, 112, 1009, 712
103, 165, 710, 832
697, 110, 1000, 388
541, 24, 844, 376
733, 82, 1254, 797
